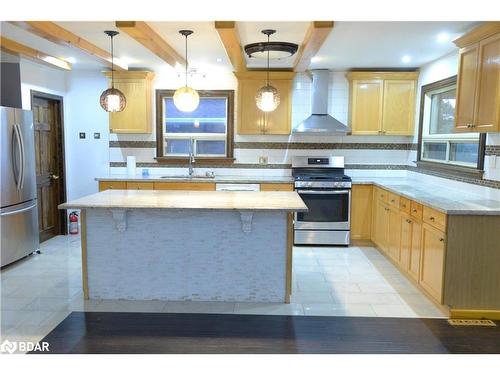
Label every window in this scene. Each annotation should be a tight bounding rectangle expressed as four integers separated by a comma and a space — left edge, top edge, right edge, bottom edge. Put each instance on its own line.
156, 90, 234, 162
417, 76, 485, 174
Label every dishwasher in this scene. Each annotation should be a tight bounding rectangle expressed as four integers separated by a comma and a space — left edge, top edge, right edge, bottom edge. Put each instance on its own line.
215, 183, 260, 192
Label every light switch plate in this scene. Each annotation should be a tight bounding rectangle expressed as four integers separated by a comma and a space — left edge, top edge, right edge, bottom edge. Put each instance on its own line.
94, 132, 101, 139
259, 156, 268, 165
79, 132, 86, 139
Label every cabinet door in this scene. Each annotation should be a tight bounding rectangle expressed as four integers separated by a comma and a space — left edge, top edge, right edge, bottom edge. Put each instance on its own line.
408, 219, 422, 282
382, 80, 416, 135
350, 80, 383, 134
455, 44, 479, 132
474, 33, 500, 132
351, 185, 373, 240
238, 79, 291, 135
387, 207, 401, 262
399, 214, 412, 270
98, 181, 127, 191
420, 223, 446, 303
109, 78, 151, 133
371, 198, 384, 248
265, 79, 292, 134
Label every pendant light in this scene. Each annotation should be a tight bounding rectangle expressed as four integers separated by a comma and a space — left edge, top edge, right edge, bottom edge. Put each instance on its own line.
255, 29, 280, 112
100, 30, 126, 112
173, 30, 199, 112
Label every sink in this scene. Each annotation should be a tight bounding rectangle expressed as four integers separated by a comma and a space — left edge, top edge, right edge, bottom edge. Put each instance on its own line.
160, 175, 215, 180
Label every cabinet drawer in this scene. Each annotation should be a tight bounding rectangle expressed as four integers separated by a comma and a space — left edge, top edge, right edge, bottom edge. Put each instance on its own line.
399, 197, 411, 214
260, 183, 294, 191
126, 182, 154, 190
423, 206, 447, 231
153, 182, 216, 191
387, 192, 400, 207
374, 187, 388, 202
99, 181, 127, 191
410, 201, 423, 220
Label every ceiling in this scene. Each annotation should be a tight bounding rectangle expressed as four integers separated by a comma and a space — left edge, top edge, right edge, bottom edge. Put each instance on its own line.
0, 21, 479, 73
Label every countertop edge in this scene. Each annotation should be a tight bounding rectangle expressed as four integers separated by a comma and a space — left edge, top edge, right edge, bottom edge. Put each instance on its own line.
95, 176, 294, 184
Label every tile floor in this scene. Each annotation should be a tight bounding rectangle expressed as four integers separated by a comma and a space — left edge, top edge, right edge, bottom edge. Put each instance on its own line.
0, 235, 446, 352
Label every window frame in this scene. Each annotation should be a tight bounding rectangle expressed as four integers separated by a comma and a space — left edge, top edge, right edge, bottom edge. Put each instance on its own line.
155, 89, 235, 164
416, 76, 486, 178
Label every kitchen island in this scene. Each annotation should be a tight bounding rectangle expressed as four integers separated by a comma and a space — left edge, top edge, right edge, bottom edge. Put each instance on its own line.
59, 189, 307, 303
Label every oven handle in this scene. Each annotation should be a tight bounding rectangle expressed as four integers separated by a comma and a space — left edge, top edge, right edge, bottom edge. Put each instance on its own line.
296, 190, 350, 195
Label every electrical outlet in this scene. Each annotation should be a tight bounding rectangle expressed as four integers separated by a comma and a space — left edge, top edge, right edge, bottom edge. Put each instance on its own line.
79, 132, 86, 139
94, 132, 101, 139
259, 156, 268, 165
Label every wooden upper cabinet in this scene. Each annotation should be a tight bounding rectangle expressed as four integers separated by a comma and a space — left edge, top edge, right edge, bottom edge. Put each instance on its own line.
382, 80, 416, 135
346, 72, 418, 135
454, 22, 500, 133
350, 80, 383, 135
455, 44, 479, 131
103, 71, 155, 134
235, 71, 294, 135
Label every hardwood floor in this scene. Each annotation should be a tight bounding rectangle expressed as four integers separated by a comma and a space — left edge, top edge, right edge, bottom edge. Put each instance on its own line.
34, 312, 500, 354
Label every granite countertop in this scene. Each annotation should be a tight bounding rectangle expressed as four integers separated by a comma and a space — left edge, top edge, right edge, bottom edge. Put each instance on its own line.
59, 189, 307, 212
352, 177, 500, 215
95, 175, 294, 184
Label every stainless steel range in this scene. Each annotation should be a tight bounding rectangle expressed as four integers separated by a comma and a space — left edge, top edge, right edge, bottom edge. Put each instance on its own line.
292, 156, 351, 246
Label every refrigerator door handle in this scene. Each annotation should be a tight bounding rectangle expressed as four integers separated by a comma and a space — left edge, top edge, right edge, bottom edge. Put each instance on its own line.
17, 123, 26, 190
11, 123, 22, 190
0, 201, 37, 217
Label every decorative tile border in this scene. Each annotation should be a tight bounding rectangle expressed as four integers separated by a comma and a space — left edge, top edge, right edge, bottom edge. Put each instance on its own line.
234, 142, 416, 150
485, 145, 500, 156
110, 141, 156, 148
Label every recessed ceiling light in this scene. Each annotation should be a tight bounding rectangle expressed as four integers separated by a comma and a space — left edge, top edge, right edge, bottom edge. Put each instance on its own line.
310, 56, 321, 63
402, 55, 412, 63
437, 32, 450, 43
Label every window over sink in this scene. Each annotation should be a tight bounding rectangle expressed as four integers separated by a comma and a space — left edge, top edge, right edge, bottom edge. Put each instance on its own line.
155, 90, 234, 163
417, 76, 485, 176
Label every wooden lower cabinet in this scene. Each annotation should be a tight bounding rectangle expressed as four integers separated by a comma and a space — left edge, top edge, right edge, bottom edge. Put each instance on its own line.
153, 182, 216, 191
260, 183, 294, 191
399, 214, 412, 270
98, 181, 127, 191
408, 219, 422, 282
350, 185, 373, 240
420, 223, 446, 303
126, 182, 154, 190
371, 198, 389, 250
386, 206, 401, 262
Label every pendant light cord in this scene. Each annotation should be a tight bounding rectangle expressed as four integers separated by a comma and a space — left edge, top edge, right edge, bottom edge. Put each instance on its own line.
185, 34, 188, 87
266, 34, 270, 85
110, 34, 115, 89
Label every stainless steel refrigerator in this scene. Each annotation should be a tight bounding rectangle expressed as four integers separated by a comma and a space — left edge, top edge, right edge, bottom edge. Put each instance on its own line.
1, 106, 39, 267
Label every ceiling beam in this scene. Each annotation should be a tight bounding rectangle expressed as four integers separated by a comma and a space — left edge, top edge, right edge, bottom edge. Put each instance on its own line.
294, 21, 334, 72
116, 21, 185, 68
214, 21, 246, 72
1, 36, 71, 70
9, 21, 128, 71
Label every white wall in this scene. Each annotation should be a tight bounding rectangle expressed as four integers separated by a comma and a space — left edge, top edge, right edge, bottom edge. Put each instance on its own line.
64, 70, 110, 200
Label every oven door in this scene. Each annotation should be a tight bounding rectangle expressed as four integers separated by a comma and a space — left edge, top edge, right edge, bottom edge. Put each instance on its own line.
295, 189, 350, 230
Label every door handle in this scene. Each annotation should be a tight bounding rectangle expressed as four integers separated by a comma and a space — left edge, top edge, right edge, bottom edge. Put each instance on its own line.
11, 124, 23, 190
50, 174, 60, 180
17, 123, 26, 190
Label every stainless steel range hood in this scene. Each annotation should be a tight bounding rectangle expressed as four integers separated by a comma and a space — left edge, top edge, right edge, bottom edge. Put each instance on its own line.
293, 69, 351, 135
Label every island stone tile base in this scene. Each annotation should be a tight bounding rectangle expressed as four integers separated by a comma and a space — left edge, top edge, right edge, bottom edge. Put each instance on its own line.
85, 208, 288, 302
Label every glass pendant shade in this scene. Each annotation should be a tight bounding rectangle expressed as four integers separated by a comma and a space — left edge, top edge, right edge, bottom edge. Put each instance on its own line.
100, 88, 126, 112
255, 85, 280, 112
173, 86, 200, 112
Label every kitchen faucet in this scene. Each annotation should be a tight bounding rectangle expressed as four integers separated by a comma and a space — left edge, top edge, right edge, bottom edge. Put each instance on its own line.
188, 138, 195, 177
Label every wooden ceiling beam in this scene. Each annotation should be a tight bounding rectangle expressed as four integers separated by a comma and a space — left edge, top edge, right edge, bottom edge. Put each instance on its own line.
116, 21, 185, 68
214, 21, 247, 72
294, 21, 334, 72
9, 21, 128, 71
1, 36, 71, 70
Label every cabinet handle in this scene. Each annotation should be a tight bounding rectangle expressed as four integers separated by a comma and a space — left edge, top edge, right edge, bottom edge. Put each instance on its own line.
391, 199, 395, 203
401, 204, 406, 208
412, 209, 417, 213
406, 219, 412, 223
439, 238, 445, 242
429, 216, 435, 221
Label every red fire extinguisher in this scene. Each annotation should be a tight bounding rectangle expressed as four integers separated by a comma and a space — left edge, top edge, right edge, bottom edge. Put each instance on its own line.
69, 211, 79, 235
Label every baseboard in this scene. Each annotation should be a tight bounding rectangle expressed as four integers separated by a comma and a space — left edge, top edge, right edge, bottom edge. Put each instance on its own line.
350, 239, 374, 246
450, 309, 500, 320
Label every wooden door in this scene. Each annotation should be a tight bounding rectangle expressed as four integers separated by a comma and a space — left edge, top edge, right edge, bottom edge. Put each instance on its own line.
455, 44, 479, 132
387, 207, 401, 262
399, 214, 412, 270
382, 80, 416, 135
350, 80, 383, 135
351, 185, 372, 240
420, 223, 446, 303
474, 33, 500, 132
32, 95, 65, 242
408, 219, 422, 281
